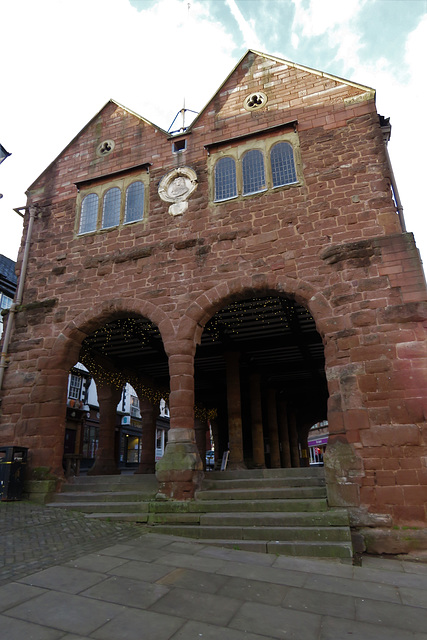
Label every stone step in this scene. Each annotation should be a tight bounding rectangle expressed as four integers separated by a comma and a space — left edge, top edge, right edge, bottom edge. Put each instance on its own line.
192, 539, 353, 559
85, 512, 150, 522
146, 524, 351, 543
63, 475, 157, 495
206, 468, 325, 480
71, 474, 155, 484
50, 491, 151, 503
201, 476, 325, 491
150, 498, 328, 514
148, 512, 202, 524
198, 509, 349, 528
146, 509, 347, 527
196, 486, 326, 501
47, 501, 150, 514
44, 467, 353, 559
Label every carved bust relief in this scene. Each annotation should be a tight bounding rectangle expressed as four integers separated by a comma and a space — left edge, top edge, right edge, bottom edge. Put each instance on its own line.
158, 167, 198, 216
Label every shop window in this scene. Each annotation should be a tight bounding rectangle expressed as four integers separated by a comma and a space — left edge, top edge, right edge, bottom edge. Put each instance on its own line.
126, 435, 141, 464
156, 428, 166, 459
82, 424, 98, 458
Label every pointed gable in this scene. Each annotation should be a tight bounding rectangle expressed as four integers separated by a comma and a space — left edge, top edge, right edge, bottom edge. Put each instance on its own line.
27, 100, 168, 203
189, 50, 375, 142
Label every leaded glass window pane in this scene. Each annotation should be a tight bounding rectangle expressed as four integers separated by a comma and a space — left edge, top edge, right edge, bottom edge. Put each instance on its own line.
69, 374, 82, 400
79, 193, 98, 234
242, 149, 266, 195
0, 294, 12, 311
102, 187, 121, 228
214, 157, 237, 201
271, 142, 297, 187
125, 181, 144, 223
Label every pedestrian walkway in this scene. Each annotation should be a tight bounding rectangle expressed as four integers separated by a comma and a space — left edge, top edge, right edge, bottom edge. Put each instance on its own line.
1, 501, 427, 639
0, 501, 143, 586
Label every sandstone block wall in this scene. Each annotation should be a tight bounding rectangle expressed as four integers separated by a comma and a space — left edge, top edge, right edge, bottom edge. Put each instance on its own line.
1, 52, 426, 528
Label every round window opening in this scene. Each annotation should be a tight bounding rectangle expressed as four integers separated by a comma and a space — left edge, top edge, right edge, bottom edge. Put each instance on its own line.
96, 139, 115, 157
244, 91, 268, 111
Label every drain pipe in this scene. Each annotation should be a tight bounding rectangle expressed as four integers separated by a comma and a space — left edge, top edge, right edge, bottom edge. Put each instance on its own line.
0, 205, 37, 393
384, 144, 406, 233
380, 116, 406, 233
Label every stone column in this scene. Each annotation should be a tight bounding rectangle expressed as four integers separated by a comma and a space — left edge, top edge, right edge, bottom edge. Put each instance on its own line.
194, 417, 208, 471
278, 398, 292, 468
249, 373, 265, 468
288, 407, 300, 468
156, 346, 203, 499
225, 352, 246, 470
87, 383, 122, 475
135, 396, 156, 474
266, 388, 281, 468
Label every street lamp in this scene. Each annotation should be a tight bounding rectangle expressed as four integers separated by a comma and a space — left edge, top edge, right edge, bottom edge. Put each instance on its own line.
0, 143, 11, 199
0, 143, 11, 166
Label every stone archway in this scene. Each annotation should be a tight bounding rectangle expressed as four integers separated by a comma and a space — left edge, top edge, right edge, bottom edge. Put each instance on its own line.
155, 274, 345, 500
68, 314, 171, 477
191, 292, 329, 472
10, 300, 174, 477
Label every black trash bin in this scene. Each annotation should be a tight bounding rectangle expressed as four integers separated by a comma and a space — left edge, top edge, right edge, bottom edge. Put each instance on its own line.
0, 447, 28, 501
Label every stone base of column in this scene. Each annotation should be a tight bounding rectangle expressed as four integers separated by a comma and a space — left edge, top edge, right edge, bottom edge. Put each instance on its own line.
227, 461, 247, 470
324, 438, 362, 507
134, 462, 156, 474
155, 429, 203, 500
87, 459, 121, 475
134, 451, 156, 474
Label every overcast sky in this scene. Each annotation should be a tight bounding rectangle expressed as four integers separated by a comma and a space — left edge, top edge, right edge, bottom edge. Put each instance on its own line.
1, 0, 426, 272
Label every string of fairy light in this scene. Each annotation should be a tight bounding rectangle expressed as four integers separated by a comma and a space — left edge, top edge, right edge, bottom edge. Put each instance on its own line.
204, 296, 313, 341
77, 315, 217, 420
74, 352, 217, 422
84, 317, 153, 356
71, 296, 312, 422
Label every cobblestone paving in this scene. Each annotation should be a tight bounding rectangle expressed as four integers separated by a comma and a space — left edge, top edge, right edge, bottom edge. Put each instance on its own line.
0, 501, 145, 586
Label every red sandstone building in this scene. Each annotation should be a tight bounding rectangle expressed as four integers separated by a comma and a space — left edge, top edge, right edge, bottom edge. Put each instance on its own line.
1, 51, 426, 551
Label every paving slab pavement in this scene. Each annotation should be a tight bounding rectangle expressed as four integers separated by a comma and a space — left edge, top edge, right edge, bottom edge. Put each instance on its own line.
1, 501, 427, 639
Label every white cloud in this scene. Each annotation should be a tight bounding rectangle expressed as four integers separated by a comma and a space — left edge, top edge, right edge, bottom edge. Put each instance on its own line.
291, 0, 367, 72
291, 31, 299, 49
225, 0, 263, 50
292, 0, 365, 37
388, 14, 427, 264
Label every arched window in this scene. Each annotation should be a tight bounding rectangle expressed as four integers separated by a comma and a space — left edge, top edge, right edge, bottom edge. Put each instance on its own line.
242, 149, 266, 195
124, 181, 144, 223
270, 142, 297, 187
79, 193, 98, 234
102, 187, 121, 229
214, 156, 237, 201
